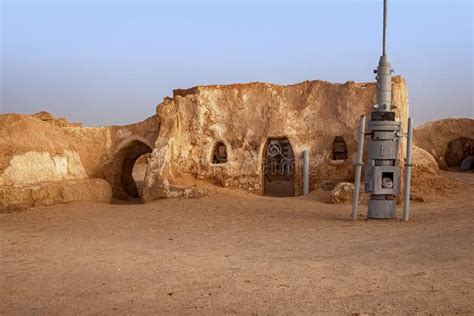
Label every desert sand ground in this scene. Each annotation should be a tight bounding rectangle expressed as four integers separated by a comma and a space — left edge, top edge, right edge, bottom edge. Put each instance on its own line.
1, 170, 473, 315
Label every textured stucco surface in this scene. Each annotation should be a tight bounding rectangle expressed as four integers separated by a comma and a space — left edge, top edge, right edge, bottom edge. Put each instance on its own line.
143, 77, 409, 201
0, 113, 159, 207
2, 78, 469, 208
0, 150, 86, 186
0, 179, 112, 209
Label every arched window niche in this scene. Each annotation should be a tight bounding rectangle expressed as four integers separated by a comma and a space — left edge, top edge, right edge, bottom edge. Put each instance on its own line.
332, 136, 348, 160
211, 141, 228, 164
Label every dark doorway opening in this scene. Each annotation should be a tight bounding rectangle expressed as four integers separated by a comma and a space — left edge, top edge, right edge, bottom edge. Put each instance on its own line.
113, 140, 152, 201
445, 137, 474, 171
263, 138, 295, 197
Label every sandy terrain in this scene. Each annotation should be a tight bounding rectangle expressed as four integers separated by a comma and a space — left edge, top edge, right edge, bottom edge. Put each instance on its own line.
1, 172, 473, 314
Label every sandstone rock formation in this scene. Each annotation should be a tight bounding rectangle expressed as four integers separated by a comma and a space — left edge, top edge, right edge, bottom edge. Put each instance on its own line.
0, 114, 87, 186
330, 182, 367, 204
445, 138, 474, 169
143, 77, 409, 201
32, 111, 81, 127
0, 179, 112, 210
414, 118, 474, 170
0, 112, 159, 208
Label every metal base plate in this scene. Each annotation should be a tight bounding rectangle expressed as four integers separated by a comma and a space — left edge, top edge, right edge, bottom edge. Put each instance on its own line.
368, 199, 396, 219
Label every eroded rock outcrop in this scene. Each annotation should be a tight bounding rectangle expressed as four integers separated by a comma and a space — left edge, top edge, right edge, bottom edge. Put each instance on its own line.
330, 182, 367, 204
0, 179, 112, 209
32, 111, 81, 127
0, 114, 87, 186
414, 118, 474, 170
0, 112, 160, 208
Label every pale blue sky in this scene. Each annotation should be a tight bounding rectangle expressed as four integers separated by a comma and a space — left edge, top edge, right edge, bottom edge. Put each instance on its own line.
1, 0, 473, 126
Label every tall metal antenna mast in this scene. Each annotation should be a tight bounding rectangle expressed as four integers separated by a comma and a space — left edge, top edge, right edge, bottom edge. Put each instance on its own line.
383, 0, 387, 56
351, 0, 414, 221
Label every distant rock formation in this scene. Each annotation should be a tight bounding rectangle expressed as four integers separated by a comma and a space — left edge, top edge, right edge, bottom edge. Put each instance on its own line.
31, 111, 82, 127
414, 118, 474, 170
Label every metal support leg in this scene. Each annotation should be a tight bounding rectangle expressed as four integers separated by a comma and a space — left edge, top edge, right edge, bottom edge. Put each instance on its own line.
303, 150, 310, 195
352, 115, 366, 220
403, 117, 413, 222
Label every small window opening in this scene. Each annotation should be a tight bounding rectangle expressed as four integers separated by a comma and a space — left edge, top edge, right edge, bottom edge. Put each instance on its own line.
212, 142, 228, 164
333, 136, 348, 160
381, 172, 394, 189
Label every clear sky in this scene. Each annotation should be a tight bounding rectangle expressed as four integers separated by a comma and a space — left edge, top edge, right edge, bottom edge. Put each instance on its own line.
1, 0, 472, 126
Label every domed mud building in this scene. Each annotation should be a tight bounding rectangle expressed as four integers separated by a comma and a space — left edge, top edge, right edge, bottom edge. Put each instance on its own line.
141, 77, 410, 201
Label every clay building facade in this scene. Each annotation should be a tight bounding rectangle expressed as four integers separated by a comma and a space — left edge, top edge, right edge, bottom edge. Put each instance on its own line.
0, 77, 416, 208
3, 77, 474, 209
142, 77, 409, 201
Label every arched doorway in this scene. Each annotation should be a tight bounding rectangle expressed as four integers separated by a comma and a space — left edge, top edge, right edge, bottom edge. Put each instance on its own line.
111, 140, 153, 201
444, 137, 474, 171
332, 136, 348, 160
262, 138, 295, 197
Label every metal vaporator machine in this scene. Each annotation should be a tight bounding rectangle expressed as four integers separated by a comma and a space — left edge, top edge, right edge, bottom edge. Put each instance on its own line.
352, 0, 414, 221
